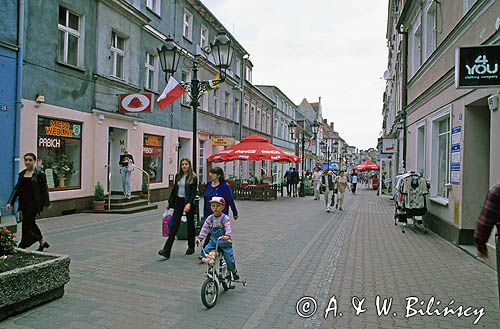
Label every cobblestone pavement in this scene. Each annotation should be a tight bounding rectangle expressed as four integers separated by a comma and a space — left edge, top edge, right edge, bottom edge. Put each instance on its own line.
1, 188, 499, 329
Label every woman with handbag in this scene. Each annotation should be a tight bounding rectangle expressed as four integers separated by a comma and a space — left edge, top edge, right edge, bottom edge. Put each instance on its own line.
158, 158, 198, 259
119, 148, 134, 199
5, 153, 51, 251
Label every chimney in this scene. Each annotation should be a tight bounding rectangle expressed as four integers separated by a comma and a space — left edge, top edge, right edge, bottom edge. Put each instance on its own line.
319, 96, 321, 104
323, 119, 327, 124
330, 122, 334, 131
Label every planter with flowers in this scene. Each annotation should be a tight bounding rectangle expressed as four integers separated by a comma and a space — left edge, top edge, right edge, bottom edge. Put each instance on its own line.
50, 154, 76, 188
0, 228, 71, 321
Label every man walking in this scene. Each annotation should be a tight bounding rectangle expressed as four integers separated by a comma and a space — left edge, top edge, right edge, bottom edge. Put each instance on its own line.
475, 184, 500, 306
291, 168, 299, 197
312, 168, 323, 200
284, 168, 293, 197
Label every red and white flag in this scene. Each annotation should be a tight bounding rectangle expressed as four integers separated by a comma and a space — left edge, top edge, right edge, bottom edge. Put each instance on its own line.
156, 76, 186, 110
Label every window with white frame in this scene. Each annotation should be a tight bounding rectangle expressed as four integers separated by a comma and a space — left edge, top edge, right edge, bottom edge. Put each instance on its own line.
424, 2, 436, 61
201, 92, 208, 111
274, 118, 279, 137
199, 141, 205, 183
146, 0, 161, 15
58, 6, 81, 66
235, 58, 241, 77
281, 120, 285, 139
245, 65, 252, 83
234, 98, 240, 122
256, 108, 261, 131
250, 105, 256, 129
463, 0, 478, 14
111, 32, 126, 79
416, 124, 426, 176
200, 25, 209, 49
410, 21, 422, 77
223, 92, 230, 118
181, 70, 191, 105
145, 52, 156, 90
214, 89, 220, 115
183, 10, 193, 40
262, 110, 267, 133
431, 114, 450, 198
243, 102, 249, 126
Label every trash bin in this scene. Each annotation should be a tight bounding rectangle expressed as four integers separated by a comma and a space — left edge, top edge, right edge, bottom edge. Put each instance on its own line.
177, 196, 202, 240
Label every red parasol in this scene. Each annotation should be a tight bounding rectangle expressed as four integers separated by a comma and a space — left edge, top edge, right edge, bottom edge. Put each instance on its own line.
353, 160, 380, 171
207, 134, 300, 163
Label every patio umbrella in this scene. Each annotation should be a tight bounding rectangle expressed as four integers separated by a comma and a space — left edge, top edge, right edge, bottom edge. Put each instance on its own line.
353, 160, 380, 171
207, 134, 300, 163
319, 163, 338, 171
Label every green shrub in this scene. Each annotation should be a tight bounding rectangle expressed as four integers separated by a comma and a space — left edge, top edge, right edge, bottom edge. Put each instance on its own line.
93, 182, 105, 201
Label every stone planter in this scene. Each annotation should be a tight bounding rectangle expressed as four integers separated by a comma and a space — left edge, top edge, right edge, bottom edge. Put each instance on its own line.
0, 249, 71, 321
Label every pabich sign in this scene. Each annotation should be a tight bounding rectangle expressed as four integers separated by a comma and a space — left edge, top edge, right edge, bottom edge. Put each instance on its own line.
455, 45, 500, 88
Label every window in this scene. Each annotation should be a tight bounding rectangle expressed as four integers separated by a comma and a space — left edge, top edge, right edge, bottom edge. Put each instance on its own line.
145, 52, 156, 90
463, 0, 478, 14
200, 25, 209, 49
410, 22, 421, 77
424, 2, 436, 60
146, 0, 161, 15
262, 110, 267, 133
183, 10, 193, 40
181, 70, 191, 105
243, 102, 249, 126
224, 92, 231, 119
431, 113, 450, 198
250, 105, 256, 129
37, 117, 82, 191
235, 58, 241, 77
201, 92, 208, 111
58, 6, 81, 66
143, 134, 163, 183
256, 108, 261, 131
416, 124, 426, 176
245, 65, 252, 83
214, 89, 219, 115
281, 120, 285, 139
234, 98, 240, 122
111, 32, 125, 79
274, 118, 279, 137
199, 141, 205, 183
267, 113, 271, 135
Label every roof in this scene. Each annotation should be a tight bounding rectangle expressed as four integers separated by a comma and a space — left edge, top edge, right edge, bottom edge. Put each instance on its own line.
310, 102, 320, 113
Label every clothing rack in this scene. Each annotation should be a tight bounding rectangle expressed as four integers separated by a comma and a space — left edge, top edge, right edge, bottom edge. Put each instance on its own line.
393, 171, 429, 233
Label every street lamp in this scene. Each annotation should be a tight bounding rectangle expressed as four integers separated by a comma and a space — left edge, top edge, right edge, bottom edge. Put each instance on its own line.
288, 119, 320, 197
320, 138, 333, 170
157, 32, 234, 177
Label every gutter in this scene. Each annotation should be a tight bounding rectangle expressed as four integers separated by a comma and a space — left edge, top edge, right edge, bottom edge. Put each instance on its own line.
13, 0, 24, 197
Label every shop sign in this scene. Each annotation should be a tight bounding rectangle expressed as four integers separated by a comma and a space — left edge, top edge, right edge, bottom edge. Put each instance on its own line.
38, 137, 61, 148
120, 93, 152, 113
455, 45, 500, 88
144, 134, 162, 147
43, 119, 81, 138
450, 126, 461, 184
381, 139, 397, 154
212, 136, 235, 146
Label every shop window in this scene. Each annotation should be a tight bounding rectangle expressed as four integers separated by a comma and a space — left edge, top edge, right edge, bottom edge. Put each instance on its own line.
37, 117, 82, 190
143, 134, 163, 183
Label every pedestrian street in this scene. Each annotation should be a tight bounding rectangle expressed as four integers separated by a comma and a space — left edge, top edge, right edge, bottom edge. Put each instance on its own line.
2, 188, 500, 329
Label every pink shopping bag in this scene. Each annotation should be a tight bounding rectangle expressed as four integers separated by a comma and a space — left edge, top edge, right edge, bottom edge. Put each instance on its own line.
162, 212, 172, 237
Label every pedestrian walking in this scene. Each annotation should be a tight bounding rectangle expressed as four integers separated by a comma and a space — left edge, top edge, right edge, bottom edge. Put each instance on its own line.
335, 170, 350, 210
200, 167, 238, 259
6, 153, 51, 251
291, 168, 300, 197
321, 169, 336, 212
350, 170, 358, 194
158, 158, 198, 259
475, 184, 500, 306
312, 168, 323, 200
284, 168, 293, 197
119, 148, 134, 199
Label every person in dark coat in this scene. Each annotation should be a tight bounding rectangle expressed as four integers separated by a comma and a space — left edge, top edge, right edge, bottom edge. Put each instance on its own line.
291, 168, 300, 197
6, 153, 51, 251
158, 158, 198, 259
284, 168, 293, 197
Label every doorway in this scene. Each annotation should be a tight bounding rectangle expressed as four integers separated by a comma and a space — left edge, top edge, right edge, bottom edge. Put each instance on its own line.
108, 127, 128, 193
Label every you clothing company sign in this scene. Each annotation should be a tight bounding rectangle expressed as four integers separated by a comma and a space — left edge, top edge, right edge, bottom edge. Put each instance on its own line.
455, 45, 500, 88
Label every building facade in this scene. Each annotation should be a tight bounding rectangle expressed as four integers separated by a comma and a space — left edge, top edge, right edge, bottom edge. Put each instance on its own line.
387, 0, 500, 265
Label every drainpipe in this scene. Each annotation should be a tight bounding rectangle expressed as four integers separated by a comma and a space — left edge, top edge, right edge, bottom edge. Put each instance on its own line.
13, 0, 24, 192
239, 54, 248, 141
398, 27, 408, 172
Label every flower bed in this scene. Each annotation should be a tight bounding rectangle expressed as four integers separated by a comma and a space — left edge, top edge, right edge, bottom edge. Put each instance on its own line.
0, 249, 71, 321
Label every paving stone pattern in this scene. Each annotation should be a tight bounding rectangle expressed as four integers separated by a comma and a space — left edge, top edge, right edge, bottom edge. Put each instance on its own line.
1, 189, 499, 329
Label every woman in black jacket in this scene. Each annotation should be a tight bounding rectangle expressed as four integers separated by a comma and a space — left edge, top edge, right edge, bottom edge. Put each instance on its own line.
6, 153, 51, 251
158, 158, 198, 259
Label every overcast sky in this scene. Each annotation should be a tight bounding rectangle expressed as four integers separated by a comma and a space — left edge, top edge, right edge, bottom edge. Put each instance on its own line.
203, 0, 388, 150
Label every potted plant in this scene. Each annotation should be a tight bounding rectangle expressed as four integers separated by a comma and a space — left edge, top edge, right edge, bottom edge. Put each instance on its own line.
50, 154, 75, 188
93, 182, 105, 211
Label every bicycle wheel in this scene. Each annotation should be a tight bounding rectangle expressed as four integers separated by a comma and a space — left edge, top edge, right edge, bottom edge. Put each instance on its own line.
201, 278, 219, 309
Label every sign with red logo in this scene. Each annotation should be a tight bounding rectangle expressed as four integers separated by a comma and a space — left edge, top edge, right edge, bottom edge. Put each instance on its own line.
382, 139, 397, 154
120, 93, 152, 113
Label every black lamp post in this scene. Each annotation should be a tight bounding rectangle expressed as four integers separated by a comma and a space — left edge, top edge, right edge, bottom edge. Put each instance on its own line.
157, 32, 234, 178
288, 119, 320, 197
320, 138, 333, 170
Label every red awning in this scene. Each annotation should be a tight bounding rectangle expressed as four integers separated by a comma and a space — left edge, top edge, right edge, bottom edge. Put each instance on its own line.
353, 160, 380, 171
207, 134, 300, 163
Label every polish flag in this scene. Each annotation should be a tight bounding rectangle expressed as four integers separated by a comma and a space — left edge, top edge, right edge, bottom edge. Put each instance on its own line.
156, 76, 186, 110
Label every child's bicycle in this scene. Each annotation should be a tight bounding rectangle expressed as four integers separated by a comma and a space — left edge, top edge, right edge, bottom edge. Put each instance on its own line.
200, 236, 246, 309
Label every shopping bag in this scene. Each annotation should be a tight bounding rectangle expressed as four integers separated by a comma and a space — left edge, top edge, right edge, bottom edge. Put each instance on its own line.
162, 211, 172, 237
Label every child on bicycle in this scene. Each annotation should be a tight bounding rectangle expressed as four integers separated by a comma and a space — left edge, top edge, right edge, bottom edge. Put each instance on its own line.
195, 196, 239, 280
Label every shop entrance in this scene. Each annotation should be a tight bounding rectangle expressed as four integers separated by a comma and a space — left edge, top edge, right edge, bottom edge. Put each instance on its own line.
463, 100, 491, 229
108, 127, 128, 193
